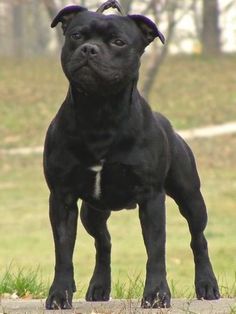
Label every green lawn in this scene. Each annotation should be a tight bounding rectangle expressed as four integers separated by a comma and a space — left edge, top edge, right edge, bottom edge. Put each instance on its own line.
0, 55, 236, 298
0, 137, 235, 298
1, 55, 236, 147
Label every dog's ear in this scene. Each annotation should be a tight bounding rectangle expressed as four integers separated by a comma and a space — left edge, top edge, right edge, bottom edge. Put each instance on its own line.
128, 15, 165, 45
51, 5, 87, 34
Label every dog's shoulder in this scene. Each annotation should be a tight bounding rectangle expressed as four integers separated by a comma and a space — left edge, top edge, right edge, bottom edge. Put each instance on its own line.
153, 111, 174, 135
137, 95, 174, 141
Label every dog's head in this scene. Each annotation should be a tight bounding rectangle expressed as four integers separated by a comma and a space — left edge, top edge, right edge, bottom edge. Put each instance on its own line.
52, 4, 164, 95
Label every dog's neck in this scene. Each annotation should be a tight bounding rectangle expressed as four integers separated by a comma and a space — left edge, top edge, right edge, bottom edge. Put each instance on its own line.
63, 82, 140, 163
68, 82, 137, 126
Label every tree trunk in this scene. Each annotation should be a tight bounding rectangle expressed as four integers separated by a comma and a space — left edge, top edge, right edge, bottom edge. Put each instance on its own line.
119, 0, 133, 14
33, 1, 49, 55
202, 0, 221, 55
141, 24, 174, 100
141, 1, 178, 100
43, 0, 63, 44
12, 4, 24, 57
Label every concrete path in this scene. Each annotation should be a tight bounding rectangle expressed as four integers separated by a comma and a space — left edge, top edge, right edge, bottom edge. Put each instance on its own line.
0, 298, 235, 314
1, 122, 236, 156
178, 122, 236, 140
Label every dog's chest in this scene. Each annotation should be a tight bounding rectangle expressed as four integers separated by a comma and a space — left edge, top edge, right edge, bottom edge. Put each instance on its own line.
89, 164, 103, 199
79, 161, 144, 210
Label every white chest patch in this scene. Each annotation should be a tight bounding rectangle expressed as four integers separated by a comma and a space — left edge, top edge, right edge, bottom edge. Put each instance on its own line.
89, 164, 103, 199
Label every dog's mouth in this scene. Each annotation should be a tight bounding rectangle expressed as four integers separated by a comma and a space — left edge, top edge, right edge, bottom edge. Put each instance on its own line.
72, 59, 119, 79
66, 58, 122, 93
69, 58, 90, 73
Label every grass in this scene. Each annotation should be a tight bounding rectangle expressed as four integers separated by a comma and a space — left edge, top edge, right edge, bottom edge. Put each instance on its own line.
0, 135, 235, 299
112, 273, 144, 299
220, 273, 236, 298
0, 55, 236, 299
0, 55, 236, 148
1, 266, 234, 300
148, 54, 236, 129
0, 265, 47, 299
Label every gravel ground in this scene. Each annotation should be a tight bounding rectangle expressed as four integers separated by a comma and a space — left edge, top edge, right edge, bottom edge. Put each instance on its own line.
0, 298, 235, 314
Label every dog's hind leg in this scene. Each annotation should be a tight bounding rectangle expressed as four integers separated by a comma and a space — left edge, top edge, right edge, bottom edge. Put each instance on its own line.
80, 202, 111, 301
165, 135, 220, 300
46, 192, 78, 309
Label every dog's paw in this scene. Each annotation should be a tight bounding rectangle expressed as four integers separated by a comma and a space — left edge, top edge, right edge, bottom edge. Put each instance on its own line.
86, 273, 111, 301
195, 268, 220, 300
46, 290, 73, 309
196, 278, 220, 300
46, 281, 75, 309
141, 287, 171, 308
86, 285, 110, 302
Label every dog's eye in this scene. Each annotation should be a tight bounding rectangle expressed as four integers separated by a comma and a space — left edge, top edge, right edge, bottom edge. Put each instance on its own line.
71, 33, 82, 40
112, 39, 126, 47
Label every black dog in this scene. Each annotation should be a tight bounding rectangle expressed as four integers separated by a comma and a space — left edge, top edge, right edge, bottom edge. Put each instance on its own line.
44, 3, 220, 309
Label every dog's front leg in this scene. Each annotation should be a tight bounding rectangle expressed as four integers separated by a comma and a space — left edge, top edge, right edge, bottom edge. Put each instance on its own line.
80, 202, 111, 302
46, 192, 78, 310
139, 192, 171, 308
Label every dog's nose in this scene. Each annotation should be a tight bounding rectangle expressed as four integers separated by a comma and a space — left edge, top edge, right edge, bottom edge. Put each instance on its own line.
80, 43, 99, 58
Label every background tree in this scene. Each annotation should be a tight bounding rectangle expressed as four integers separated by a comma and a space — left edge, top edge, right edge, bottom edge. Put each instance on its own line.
202, 0, 221, 55
12, 3, 24, 57
141, 0, 193, 99
43, 0, 63, 44
120, 0, 134, 14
